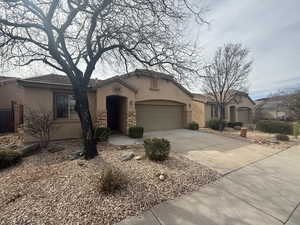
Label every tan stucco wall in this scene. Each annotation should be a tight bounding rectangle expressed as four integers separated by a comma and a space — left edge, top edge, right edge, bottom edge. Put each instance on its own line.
191, 100, 205, 127
0, 81, 24, 108
23, 87, 96, 143
125, 76, 193, 126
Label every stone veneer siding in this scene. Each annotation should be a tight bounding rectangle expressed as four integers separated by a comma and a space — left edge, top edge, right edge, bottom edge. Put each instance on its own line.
96, 111, 107, 127
127, 111, 136, 131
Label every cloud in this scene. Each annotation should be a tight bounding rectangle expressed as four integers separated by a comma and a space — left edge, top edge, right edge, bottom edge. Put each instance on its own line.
194, 0, 300, 99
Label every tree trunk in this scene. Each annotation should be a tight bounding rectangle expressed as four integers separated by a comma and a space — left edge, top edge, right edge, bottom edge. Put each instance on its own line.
218, 103, 226, 131
73, 86, 98, 159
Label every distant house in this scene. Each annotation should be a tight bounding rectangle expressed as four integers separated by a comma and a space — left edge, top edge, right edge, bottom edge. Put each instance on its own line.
193, 91, 256, 125
255, 96, 291, 120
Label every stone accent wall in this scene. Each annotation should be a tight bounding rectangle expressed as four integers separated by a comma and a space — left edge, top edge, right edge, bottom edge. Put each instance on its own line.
127, 111, 136, 131
96, 111, 107, 127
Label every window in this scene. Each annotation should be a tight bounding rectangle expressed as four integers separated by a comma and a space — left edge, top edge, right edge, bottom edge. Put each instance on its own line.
55, 94, 77, 119
150, 78, 159, 89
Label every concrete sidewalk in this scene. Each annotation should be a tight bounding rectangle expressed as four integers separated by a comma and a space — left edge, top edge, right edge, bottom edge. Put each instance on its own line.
117, 145, 300, 225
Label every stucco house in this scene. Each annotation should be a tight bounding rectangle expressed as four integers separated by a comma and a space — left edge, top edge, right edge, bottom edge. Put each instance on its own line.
0, 69, 255, 142
193, 91, 256, 125
0, 69, 206, 142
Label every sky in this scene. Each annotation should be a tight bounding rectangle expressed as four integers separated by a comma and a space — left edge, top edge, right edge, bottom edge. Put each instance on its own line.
4, 0, 300, 100
193, 0, 300, 99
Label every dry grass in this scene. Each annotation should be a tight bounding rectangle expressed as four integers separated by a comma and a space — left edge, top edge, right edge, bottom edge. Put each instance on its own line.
0, 140, 219, 225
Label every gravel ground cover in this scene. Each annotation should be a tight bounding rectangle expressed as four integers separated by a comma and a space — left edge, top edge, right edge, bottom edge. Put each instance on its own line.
200, 128, 300, 150
0, 140, 220, 225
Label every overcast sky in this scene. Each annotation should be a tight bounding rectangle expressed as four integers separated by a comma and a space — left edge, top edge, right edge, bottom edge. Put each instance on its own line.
4, 0, 300, 100
194, 0, 300, 99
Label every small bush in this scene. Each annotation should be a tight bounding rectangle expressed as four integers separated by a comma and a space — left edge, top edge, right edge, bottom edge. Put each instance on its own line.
227, 122, 243, 128
188, 122, 199, 130
256, 120, 293, 135
94, 127, 111, 142
128, 126, 144, 138
293, 122, 299, 139
276, 134, 290, 141
207, 119, 227, 130
144, 138, 170, 161
99, 166, 128, 193
0, 149, 22, 170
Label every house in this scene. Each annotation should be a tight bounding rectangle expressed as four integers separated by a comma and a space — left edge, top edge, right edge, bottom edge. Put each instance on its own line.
1, 69, 204, 143
255, 96, 291, 120
193, 91, 256, 125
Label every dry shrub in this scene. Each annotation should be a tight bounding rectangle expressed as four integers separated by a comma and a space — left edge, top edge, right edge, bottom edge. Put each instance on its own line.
99, 166, 128, 194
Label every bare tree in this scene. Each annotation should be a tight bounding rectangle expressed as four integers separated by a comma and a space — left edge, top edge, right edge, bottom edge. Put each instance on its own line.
202, 43, 252, 130
25, 108, 57, 148
0, 0, 206, 159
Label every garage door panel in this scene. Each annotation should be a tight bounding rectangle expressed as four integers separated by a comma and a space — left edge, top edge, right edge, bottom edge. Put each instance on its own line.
136, 104, 184, 131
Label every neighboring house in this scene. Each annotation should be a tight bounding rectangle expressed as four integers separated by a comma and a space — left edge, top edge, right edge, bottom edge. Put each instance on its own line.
4, 69, 198, 143
255, 97, 291, 120
193, 91, 256, 125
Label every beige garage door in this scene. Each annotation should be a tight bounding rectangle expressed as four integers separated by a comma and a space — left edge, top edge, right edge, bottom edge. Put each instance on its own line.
136, 103, 184, 131
238, 107, 251, 123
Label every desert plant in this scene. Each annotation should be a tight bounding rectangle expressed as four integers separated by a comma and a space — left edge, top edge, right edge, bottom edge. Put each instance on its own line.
188, 122, 199, 130
144, 138, 170, 161
94, 127, 111, 142
128, 126, 144, 138
256, 120, 293, 135
0, 149, 22, 169
276, 134, 290, 141
207, 119, 227, 131
99, 166, 128, 194
25, 108, 57, 148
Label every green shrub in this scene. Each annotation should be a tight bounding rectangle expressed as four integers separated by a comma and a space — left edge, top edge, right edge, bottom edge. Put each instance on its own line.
94, 127, 111, 142
227, 122, 243, 128
207, 119, 227, 130
293, 122, 299, 139
144, 138, 170, 161
0, 149, 22, 170
256, 120, 293, 135
128, 126, 144, 138
188, 122, 199, 130
276, 134, 290, 141
99, 166, 128, 194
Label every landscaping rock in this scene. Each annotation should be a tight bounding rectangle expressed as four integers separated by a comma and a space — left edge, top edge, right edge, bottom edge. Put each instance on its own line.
120, 152, 134, 161
159, 174, 165, 181
134, 155, 143, 160
18, 143, 40, 157
234, 126, 241, 130
47, 145, 65, 153
77, 160, 86, 167
69, 151, 84, 160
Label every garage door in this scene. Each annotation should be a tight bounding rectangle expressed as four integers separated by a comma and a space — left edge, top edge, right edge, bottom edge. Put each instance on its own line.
238, 107, 251, 123
136, 103, 184, 131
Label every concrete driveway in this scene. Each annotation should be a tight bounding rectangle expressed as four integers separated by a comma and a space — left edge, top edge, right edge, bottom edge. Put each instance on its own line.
144, 129, 282, 175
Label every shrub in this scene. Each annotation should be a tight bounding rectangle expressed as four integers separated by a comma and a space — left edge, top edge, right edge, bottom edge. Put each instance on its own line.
293, 122, 299, 139
128, 126, 144, 138
276, 134, 290, 141
256, 120, 293, 135
207, 119, 227, 130
94, 127, 111, 142
227, 122, 243, 128
144, 138, 170, 161
0, 149, 22, 170
25, 108, 57, 148
99, 166, 128, 193
188, 122, 199, 130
